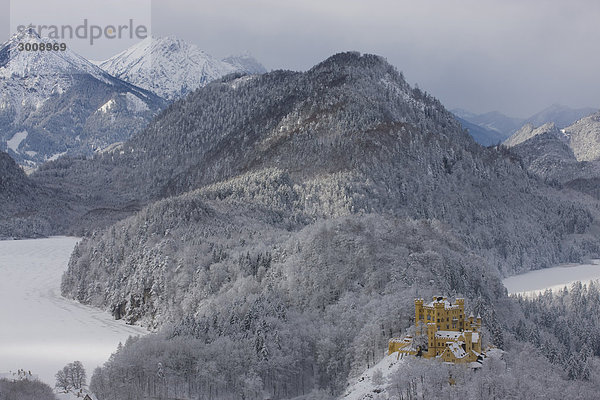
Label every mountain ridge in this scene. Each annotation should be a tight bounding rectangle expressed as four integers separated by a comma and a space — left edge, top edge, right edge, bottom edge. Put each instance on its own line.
98, 36, 266, 101
454, 104, 597, 146
0, 29, 166, 167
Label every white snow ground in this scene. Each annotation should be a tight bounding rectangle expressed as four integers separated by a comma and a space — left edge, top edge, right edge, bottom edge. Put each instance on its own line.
0, 237, 147, 387
503, 259, 600, 296
6, 130, 27, 153
339, 349, 503, 400
340, 352, 405, 400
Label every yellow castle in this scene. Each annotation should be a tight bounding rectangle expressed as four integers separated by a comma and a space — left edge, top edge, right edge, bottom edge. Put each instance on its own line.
389, 296, 483, 364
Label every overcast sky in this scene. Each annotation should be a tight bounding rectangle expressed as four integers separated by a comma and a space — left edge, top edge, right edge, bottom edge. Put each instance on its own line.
3, 0, 599, 117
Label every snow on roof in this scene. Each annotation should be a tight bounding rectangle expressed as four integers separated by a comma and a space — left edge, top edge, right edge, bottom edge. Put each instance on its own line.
389, 336, 412, 344
435, 330, 463, 339
424, 296, 460, 309
448, 342, 467, 359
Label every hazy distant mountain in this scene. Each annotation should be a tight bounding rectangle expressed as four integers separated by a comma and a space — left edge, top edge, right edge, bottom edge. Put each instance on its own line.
222, 52, 267, 75
0, 28, 166, 168
98, 36, 266, 101
451, 109, 522, 144
524, 104, 597, 129
454, 105, 597, 147
466, 111, 523, 136
453, 115, 508, 146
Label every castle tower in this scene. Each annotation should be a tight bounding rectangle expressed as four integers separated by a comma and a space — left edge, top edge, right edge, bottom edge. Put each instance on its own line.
427, 323, 437, 358
433, 297, 445, 329
464, 331, 473, 354
415, 298, 424, 327
468, 312, 474, 330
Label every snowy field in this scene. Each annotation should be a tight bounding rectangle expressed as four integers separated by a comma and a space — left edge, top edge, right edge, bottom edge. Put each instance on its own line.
0, 237, 147, 387
503, 259, 600, 296
340, 351, 405, 400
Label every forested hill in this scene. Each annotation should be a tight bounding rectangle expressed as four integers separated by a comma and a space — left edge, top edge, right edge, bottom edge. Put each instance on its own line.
35, 52, 467, 202
0, 150, 81, 238
57, 52, 596, 276
57, 53, 600, 398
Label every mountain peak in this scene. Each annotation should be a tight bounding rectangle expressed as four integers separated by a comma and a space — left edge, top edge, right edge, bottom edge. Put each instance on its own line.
9, 26, 41, 41
0, 29, 166, 167
310, 51, 388, 73
98, 36, 267, 101
222, 52, 266, 74
0, 28, 110, 80
525, 104, 597, 129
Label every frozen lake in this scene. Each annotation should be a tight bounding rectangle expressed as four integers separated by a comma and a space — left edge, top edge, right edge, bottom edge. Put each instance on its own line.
0, 237, 147, 387
503, 259, 600, 296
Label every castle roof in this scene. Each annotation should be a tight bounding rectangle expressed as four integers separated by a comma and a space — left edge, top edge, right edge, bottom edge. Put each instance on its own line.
389, 336, 412, 344
424, 297, 460, 310
446, 342, 467, 359
435, 330, 463, 339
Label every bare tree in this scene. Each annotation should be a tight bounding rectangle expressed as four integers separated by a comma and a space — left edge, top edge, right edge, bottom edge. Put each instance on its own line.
55, 368, 70, 392
55, 361, 86, 392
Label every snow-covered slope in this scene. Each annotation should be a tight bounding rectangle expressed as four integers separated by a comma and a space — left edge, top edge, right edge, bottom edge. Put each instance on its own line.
0, 237, 147, 387
503, 122, 564, 148
0, 28, 166, 167
0, 28, 110, 119
564, 111, 600, 161
340, 352, 406, 400
0, 28, 109, 80
98, 36, 265, 101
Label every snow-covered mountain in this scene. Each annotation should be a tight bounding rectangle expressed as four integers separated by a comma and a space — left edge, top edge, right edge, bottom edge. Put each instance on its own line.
0, 28, 166, 167
456, 110, 523, 136
453, 115, 508, 146
564, 111, 600, 161
503, 122, 565, 148
98, 36, 266, 101
505, 112, 600, 162
501, 116, 600, 198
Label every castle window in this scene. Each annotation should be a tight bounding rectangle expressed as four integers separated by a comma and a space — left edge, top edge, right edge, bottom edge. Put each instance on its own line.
427, 316, 431, 321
